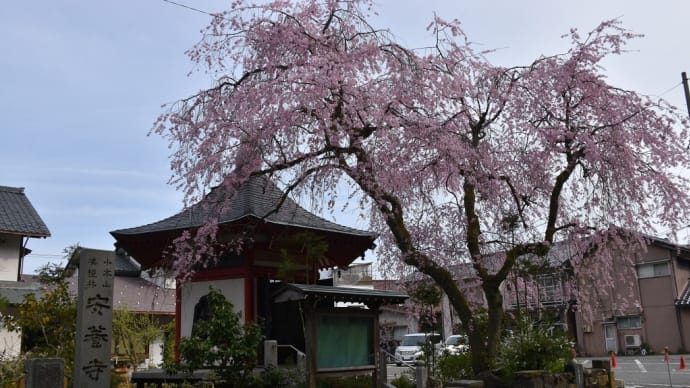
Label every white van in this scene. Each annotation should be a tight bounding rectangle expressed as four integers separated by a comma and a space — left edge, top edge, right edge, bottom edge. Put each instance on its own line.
394, 333, 443, 366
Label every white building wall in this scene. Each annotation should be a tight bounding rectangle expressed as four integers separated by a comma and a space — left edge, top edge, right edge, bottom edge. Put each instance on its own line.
180, 279, 245, 338
0, 326, 21, 357
0, 235, 21, 281
143, 334, 165, 369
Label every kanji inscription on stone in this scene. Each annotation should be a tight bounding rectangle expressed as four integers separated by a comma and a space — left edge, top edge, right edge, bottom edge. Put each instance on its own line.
74, 250, 114, 388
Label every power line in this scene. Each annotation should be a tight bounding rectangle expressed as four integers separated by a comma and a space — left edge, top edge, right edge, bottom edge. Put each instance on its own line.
657, 81, 682, 98
162, 0, 215, 18
26, 253, 65, 258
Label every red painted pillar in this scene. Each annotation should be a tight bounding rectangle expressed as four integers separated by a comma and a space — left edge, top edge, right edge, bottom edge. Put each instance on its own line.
244, 276, 254, 324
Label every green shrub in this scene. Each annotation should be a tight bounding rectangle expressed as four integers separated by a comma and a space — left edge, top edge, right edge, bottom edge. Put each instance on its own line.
255, 366, 303, 387
110, 370, 129, 388
0, 351, 24, 387
390, 373, 416, 388
434, 351, 473, 385
166, 286, 264, 387
495, 316, 572, 379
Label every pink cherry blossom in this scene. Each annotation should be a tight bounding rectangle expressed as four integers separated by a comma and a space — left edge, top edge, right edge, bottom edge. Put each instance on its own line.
154, 0, 690, 374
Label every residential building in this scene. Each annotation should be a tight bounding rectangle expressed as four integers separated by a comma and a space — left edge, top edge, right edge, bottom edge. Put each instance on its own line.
503, 236, 690, 356
0, 186, 50, 357
0, 186, 50, 282
371, 279, 417, 355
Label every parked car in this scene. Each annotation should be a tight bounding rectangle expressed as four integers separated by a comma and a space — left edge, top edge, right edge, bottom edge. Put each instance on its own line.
394, 333, 443, 366
439, 334, 469, 355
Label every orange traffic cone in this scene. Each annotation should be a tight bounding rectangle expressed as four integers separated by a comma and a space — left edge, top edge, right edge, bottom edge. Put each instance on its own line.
610, 351, 617, 368
681, 356, 687, 371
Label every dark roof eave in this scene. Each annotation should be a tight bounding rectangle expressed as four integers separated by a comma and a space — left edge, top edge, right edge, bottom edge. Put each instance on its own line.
649, 238, 690, 257
112, 214, 375, 240
274, 283, 408, 306
0, 230, 50, 238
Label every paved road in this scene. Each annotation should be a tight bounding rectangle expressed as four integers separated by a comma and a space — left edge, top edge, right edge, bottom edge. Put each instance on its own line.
582, 355, 690, 388
386, 355, 690, 387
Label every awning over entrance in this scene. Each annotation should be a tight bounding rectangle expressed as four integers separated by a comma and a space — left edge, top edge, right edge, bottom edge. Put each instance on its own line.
274, 283, 408, 308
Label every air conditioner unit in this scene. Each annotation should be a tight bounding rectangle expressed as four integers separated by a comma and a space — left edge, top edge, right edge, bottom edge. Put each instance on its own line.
625, 334, 641, 347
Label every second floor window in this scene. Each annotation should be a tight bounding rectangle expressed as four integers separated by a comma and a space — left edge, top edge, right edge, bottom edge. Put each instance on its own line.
637, 262, 670, 278
617, 315, 642, 329
538, 275, 562, 304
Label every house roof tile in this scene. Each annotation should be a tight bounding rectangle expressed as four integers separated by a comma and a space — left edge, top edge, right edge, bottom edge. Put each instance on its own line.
0, 280, 42, 304
66, 247, 141, 277
113, 252, 142, 277
0, 186, 50, 237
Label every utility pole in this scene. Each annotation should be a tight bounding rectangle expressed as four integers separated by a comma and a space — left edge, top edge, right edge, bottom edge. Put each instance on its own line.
682, 72, 690, 119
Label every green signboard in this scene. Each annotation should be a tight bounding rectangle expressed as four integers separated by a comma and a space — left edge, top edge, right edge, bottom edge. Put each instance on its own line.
316, 313, 373, 369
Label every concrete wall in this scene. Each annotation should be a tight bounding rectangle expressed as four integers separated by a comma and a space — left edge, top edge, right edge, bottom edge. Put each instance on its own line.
639, 276, 681, 353
180, 278, 245, 338
579, 321, 606, 356
637, 244, 685, 354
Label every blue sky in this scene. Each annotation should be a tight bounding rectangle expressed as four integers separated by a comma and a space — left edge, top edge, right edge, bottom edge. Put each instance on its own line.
2, 1, 690, 274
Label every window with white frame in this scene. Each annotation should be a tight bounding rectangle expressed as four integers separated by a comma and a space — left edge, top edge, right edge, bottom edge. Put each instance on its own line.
617, 316, 641, 329
637, 261, 670, 279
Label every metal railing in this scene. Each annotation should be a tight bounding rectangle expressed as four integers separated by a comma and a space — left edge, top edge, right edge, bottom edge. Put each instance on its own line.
381, 348, 416, 372
277, 344, 306, 372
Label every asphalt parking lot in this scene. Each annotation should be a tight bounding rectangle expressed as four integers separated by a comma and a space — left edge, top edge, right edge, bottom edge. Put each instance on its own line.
581, 355, 690, 388
387, 355, 690, 387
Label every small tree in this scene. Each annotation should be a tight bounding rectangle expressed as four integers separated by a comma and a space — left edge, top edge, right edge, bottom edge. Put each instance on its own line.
170, 286, 263, 386
2, 263, 77, 378
161, 320, 176, 367
408, 281, 443, 333
112, 307, 163, 371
